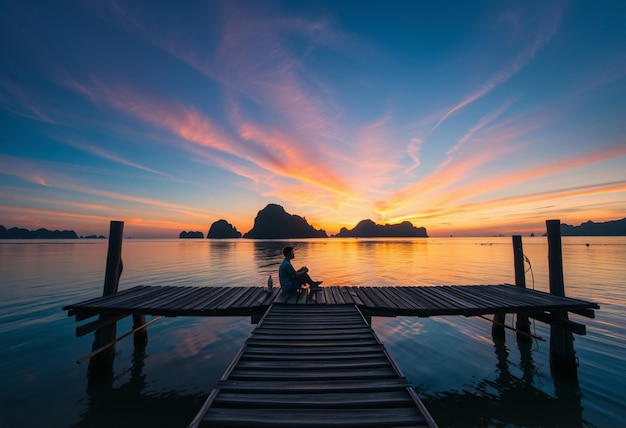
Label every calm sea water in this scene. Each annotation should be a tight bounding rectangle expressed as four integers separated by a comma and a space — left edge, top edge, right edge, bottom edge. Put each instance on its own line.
1, 237, 624, 427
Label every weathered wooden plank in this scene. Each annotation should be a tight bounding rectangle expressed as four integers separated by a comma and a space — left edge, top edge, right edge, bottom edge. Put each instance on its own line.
191, 303, 436, 428
215, 378, 412, 393
330, 286, 346, 304
256, 322, 368, 331
364, 287, 397, 309
424, 287, 465, 311
215, 287, 253, 310
64, 285, 150, 310
432, 286, 482, 311
71, 285, 162, 310
570, 308, 596, 318
160, 287, 205, 311
141, 287, 203, 313
245, 338, 380, 348
528, 312, 587, 335
127, 286, 195, 311
240, 351, 385, 361
393, 288, 433, 314
234, 358, 390, 370
200, 407, 428, 428
345, 286, 365, 306
234, 287, 272, 308
353, 287, 378, 308
337, 286, 355, 304
228, 366, 400, 381
195, 287, 237, 310
65, 285, 599, 321
75, 312, 131, 337
380, 286, 413, 310
415, 287, 446, 314
296, 290, 309, 304
180, 287, 228, 311
254, 327, 373, 336
213, 390, 415, 408
440, 286, 495, 313
243, 345, 385, 356
202, 287, 249, 310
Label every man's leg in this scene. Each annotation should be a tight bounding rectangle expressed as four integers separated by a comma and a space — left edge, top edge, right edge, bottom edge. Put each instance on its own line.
302, 273, 323, 288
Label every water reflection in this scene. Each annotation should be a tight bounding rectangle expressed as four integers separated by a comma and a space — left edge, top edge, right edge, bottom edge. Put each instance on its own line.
421, 339, 587, 427
252, 240, 285, 270
75, 345, 205, 428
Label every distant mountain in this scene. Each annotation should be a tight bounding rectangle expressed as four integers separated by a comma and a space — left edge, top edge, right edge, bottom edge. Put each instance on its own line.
0, 225, 78, 239
179, 230, 204, 239
333, 219, 428, 238
560, 218, 626, 236
243, 204, 327, 239
207, 220, 242, 239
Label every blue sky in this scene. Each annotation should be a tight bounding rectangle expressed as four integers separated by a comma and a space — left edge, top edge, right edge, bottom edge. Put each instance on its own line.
1, 0, 625, 237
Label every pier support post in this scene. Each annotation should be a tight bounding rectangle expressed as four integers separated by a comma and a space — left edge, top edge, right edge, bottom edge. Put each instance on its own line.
513, 235, 531, 342
89, 221, 124, 377
546, 219, 577, 379
491, 312, 506, 342
132, 314, 148, 345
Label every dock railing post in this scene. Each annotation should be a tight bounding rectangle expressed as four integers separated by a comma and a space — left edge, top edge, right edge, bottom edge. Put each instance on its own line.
546, 219, 577, 379
512, 235, 531, 342
88, 221, 124, 376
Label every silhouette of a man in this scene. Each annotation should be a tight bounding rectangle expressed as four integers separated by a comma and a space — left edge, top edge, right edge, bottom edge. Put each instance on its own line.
278, 246, 323, 293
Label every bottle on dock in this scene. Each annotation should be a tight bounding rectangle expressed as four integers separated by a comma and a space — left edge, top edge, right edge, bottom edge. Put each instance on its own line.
267, 274, 273, 291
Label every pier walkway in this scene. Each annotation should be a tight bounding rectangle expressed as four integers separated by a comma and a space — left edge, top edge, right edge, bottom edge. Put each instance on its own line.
189, 303, 437, 428
64, 284, 598, 330
63, 284, 598, 428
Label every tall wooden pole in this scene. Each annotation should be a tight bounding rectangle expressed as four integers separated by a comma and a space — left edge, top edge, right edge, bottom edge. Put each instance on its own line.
512, 235, 531, 342
546, 219, 577, 379
89, 221, 124, 377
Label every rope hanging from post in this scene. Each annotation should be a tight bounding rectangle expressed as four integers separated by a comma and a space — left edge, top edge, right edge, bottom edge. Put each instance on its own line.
479, 315, 544, 341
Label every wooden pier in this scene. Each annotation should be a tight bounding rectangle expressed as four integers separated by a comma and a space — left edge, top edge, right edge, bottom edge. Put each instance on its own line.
189, 304, 437, 428
62, 220, 602, 427
64, 284, 598, 332
64, 284, 598, 428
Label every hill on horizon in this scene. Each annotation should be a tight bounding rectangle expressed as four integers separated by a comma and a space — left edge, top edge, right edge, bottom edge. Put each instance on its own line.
559, 218, 626, 236
243, 204, 327, 239
333, 219, 428, 238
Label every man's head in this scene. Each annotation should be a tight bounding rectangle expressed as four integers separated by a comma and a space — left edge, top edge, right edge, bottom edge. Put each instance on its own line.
282, 246, 294, 259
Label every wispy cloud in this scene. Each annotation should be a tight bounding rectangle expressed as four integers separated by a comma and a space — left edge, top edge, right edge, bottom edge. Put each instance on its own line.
0, 154, 220, 220
432, 4, 563, 132
59, 138, 178, 180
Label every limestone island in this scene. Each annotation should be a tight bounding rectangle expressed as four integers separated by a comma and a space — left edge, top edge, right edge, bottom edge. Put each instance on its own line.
179, 231, 204, 239
207, 220, 242, 239
243, 204, 327, 239
558, 218, 626, 236
0, 225, 78, 239
333, 219, 428, 238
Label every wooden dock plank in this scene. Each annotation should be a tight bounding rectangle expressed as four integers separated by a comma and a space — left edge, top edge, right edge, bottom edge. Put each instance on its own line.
214, 378, 412, 392
195, 407, 427, 428
65, 285, 599, 319
191, 304, 436, 428
179, 287, 228, 311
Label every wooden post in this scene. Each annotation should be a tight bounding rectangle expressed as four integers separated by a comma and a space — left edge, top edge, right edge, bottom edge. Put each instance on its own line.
491, 312, 506, 342
89, 221, 124, 376
546, 219, 577, 379
512, 235, 531, 342
132, 313, 148, 345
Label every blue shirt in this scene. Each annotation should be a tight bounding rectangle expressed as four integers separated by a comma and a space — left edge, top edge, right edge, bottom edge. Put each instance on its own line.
279, 258, 298, 292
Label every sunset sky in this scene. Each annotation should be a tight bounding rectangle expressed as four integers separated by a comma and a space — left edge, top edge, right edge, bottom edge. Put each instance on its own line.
1, 0, 625, 238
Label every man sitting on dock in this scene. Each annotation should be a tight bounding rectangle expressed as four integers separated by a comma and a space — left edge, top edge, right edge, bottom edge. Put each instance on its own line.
278, 246, 323, 293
